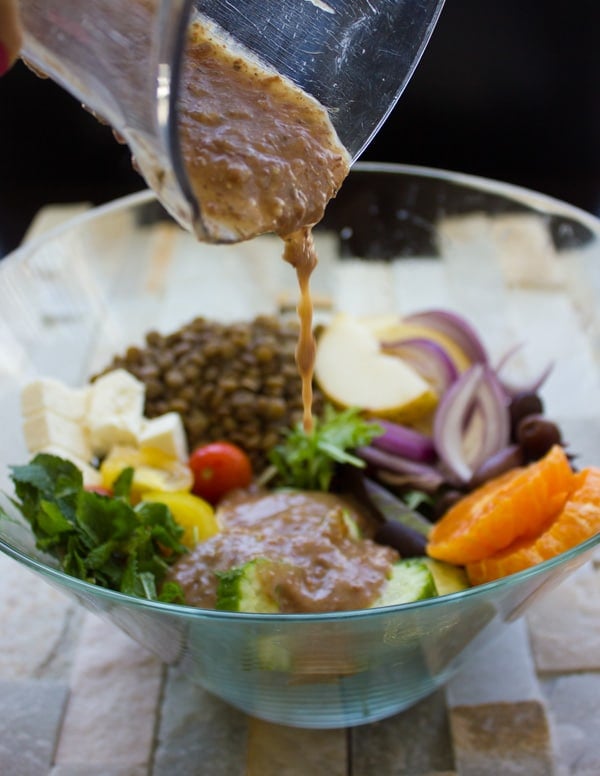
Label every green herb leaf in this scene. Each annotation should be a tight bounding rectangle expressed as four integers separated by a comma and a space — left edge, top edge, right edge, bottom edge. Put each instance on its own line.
158, 580, 186, 604
113, 467, 134, 500
268, 406, 383, 491
1, 454, 188, 602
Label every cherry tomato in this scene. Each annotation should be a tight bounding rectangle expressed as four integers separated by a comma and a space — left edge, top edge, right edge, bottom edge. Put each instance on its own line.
188, 442, 253, 504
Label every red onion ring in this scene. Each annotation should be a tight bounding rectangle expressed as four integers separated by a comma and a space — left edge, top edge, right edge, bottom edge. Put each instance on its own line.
356, 445, 446, 491
371, 419, 436, 463
404, 309, 488, 365
433, 364, 510, 483
381, 337, 459, 395
495, 343, 554, 397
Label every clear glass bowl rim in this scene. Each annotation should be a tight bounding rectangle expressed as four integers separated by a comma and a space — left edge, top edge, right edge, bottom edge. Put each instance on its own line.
1, 161, 599, 623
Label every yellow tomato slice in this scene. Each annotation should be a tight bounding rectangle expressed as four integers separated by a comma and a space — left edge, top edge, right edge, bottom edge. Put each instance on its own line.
141, 491, 219, 547
100, 445, 193, 501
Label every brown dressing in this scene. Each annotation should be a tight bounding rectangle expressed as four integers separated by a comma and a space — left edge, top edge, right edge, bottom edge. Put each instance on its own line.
179, 19, 350, 428
169, 489, 398, 613
180, 20, 350, 244
282, 228, 318, 432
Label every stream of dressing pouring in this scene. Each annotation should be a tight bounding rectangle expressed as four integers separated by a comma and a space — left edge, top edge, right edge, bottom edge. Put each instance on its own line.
19, 1, 446, 427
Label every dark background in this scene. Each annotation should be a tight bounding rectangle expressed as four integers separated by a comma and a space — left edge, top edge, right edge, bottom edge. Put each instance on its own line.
1, 0, 599, 257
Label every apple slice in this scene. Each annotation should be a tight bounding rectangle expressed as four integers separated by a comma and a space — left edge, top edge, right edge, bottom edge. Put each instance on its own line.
314, 314, 437, 423
362, 315, 471, 372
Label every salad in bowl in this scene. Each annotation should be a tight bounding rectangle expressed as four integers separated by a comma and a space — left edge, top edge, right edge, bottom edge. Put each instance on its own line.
1, 165, 599, 727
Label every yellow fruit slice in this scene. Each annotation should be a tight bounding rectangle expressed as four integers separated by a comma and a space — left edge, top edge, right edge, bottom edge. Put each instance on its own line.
314, 313, 437, 424
100, 445, 193, 501
141, 491, 219, 547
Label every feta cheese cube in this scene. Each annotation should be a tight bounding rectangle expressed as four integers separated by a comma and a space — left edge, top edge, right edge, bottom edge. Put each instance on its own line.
140, 412, 188, 461
21, 378, 89, 421
86, 369, 145, 456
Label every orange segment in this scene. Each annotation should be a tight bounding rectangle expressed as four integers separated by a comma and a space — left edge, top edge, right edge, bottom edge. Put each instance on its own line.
467, 466, 600, 584
426, 445, 574, 565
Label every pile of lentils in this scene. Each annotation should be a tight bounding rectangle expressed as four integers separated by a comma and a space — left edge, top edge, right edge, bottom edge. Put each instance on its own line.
96, 315, 324, 472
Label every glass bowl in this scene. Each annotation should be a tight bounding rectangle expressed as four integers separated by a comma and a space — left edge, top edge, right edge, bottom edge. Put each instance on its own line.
1, 164, 599, 728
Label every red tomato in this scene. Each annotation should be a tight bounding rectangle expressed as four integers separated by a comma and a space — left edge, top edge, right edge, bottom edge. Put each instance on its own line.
188, 442, 253, 504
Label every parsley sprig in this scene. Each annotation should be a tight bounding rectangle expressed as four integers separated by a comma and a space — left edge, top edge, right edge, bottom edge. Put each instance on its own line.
268, 406, 382, 491
1, 453, 186, 602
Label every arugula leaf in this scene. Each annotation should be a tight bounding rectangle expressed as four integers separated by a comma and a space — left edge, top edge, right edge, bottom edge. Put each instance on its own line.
0, 453, 187, 602
268, 406, 383, 491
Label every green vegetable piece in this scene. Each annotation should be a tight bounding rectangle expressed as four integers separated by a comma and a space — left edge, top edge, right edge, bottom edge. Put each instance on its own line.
0, 454, 188, 602
371, 558, 438, 608
216, 558, 286, 613
422, 557, 470, 596
268, 405, 382, 491
112, 466, 134, 500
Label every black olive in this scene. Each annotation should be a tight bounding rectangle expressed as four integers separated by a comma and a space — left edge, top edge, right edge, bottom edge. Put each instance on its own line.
430, 489, 464, 521
509, 392, 544, 439
516, 414, 562, 461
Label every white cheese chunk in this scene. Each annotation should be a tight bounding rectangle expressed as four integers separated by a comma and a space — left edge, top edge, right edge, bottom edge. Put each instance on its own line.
140, 412, 188, 461
86, 369, 145, 456
23, 410, 92, 462
21, 378, 89, 421
38, 445, 103, 488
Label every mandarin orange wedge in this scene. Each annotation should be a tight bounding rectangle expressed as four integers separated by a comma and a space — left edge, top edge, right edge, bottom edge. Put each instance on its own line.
426, 445, 574, 565
467, 466, 600, 584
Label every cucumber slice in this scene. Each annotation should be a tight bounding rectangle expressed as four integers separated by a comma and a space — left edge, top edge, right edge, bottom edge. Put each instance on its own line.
422, 557, 470, 596
371, 558, 438, 608
216, 557, 282, 613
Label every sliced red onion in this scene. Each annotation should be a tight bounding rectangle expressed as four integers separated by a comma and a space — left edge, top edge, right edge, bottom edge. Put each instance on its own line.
376, 468, 445, 494
381, 337, 459, 395
495, 344, 554, 397
472, 367, 511, 465
371, 419, 436, 463
364, 477, 433, 536
373, 520, 429, 557
433, 364, 510, 483
356, 445, 446, 491
404, 309, 488, 365
470, 444, 524, 488
433, 365, 484, 482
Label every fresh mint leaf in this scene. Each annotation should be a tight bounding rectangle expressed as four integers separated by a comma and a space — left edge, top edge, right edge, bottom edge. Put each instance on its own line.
1, 454, 188, 602
113, 467, 134, 500
268, 406, 383, 491
38, 499, 74, 537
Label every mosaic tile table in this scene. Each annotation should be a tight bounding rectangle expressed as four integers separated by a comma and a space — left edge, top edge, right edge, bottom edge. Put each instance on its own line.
0, 202, 599, 775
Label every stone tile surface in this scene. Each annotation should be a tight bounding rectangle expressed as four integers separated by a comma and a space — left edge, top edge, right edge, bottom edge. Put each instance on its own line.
542, 673, 600, 775
446, 619, 541, 707
246, 720, 346, 776
153, 668, 248, 776
54, 613, 163, 770
0, 554, 74, 679
351, 690, 454, 776
527, 566, 600, 672
0, 679, 68, 776
51, 766, 147, 776
449, 700, 555, 776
